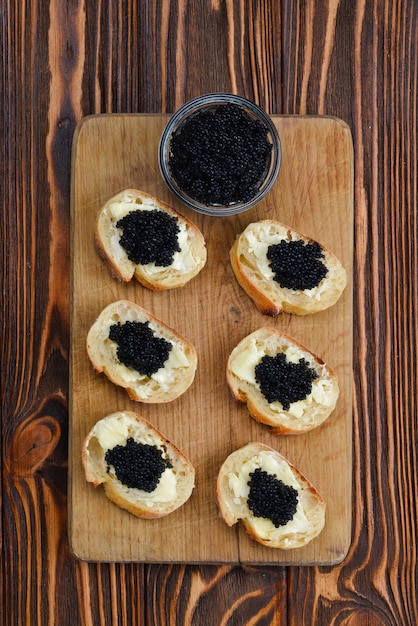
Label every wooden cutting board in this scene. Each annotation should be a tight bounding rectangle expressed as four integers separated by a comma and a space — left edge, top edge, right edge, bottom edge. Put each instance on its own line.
69, 113, 353, 565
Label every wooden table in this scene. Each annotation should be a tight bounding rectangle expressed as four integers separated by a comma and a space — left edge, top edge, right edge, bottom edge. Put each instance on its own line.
2, 2, 417, 624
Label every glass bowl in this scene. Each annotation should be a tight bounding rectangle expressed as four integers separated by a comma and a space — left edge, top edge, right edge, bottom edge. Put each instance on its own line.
158, 93, 281, 216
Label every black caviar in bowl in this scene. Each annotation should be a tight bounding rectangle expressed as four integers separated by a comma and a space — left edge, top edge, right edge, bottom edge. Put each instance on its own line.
158, 94, 281, 216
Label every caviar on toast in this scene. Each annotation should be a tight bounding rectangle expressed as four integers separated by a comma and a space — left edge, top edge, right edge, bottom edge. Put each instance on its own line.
227, 327, 339, 434
216, 443, 325, 549
86, 300, 197, 403
95, 189, 207, 290
82, 411, 195, 518
230, 219, 347, 316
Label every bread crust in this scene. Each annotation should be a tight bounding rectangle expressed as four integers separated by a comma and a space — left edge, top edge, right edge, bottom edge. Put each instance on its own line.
82, 411, 195, 518
216, 442, 325, 549
86, 299, 197, 403
230, 219, 347, 316
95, 188, 207, 290
226, 327, 339, 434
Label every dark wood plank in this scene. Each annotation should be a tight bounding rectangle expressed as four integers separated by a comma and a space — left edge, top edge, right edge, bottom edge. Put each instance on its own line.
144, 564, 288, 625
282, 1, 418, 624
2, 0, 417, 624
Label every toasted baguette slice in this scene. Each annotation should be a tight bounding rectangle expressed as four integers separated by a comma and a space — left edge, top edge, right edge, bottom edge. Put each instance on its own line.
227, 327, 339, 434
216, 442, 325, 549
230, 220, 347, 315
82, 411, 195, 518
86, 300, 197, 403
95, 188, 207, 290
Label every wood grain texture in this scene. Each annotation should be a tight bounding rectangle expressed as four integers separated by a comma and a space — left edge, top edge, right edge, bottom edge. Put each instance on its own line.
69, 113, 353, 565
2, 0, 417, 624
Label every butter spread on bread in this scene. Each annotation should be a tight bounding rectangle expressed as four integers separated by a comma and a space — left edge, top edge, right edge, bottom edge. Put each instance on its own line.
230, 219, 347, 315
82, 411, 195, 518
216, 443, 325, 549
95, 189, 207, 290
87, 300, 197, 403
227, 327, 339, 434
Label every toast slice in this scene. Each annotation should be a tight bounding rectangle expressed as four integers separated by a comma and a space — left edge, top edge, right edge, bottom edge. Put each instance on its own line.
86, 299, 197, 403
216, 442, 325, 549
227, 327, 339, 434
95, 188, 207, 289
230, 220, 347, 315
82, 411, 195, 518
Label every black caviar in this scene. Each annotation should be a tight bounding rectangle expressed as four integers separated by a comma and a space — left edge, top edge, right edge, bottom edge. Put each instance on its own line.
267, 240, 328, 290
168, 103, 273, 205
105, 437, 173, 492
247, 468, 298, 527
116, 209, 180, 266
109, 320, 172, 377
255, 353, 319, 410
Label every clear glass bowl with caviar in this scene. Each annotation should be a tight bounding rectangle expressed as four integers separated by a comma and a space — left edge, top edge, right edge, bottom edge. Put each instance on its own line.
158, 93, 281, 216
